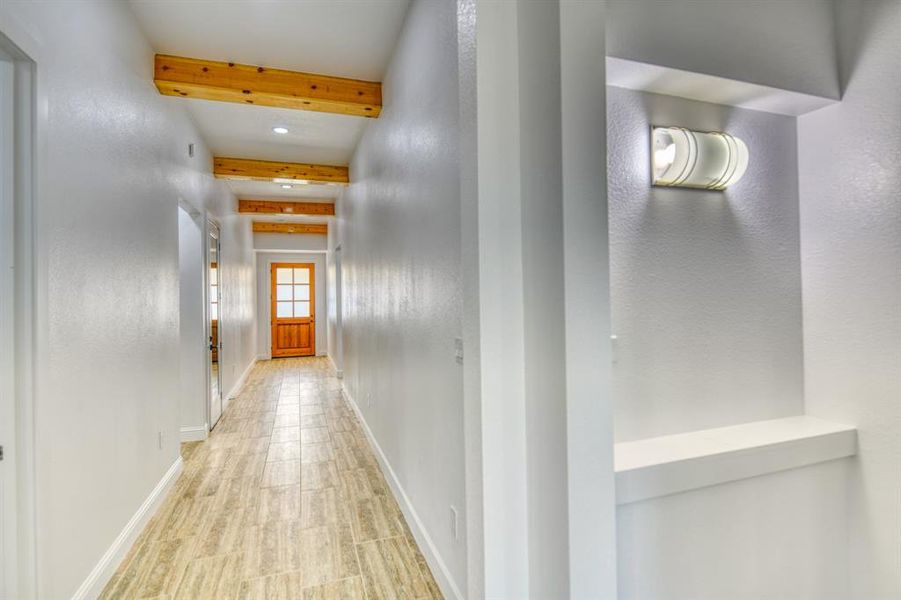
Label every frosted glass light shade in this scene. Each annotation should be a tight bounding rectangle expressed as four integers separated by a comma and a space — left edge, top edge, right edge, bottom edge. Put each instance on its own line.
652, 126, 749, 190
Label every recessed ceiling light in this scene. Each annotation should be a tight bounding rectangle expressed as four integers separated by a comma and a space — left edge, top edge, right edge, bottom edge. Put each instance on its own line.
272, 127, 289, 135
281, 184, 293, 189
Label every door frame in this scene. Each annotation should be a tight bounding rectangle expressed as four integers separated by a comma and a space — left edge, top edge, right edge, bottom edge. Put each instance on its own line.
205, 218, 223, 430
270, 262, 316, 358
0, 22, 38, 600
333, 244, 343, 377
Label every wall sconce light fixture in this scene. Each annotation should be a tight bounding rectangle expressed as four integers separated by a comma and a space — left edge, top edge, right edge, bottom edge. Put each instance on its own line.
652, 126, 749, 190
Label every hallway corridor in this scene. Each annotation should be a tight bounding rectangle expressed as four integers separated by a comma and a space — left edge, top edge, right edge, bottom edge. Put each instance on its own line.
100, 358, 441, 599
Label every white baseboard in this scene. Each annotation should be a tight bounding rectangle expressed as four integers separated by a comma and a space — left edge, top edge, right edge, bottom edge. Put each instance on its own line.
180, 425, 208, 442
327, 354, 343, 378
256, 353, 269, 361
341, 385, 463, 600
226, 358, 257, 400
72, 456, 183, 600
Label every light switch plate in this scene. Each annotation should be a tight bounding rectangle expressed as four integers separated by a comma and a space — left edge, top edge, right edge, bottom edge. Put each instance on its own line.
450, 505, 460, 540
454, 337, 464, 364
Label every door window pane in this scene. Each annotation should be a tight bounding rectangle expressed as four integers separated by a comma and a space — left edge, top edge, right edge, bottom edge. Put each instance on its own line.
294, 268, 310, 284
277, 302, 294, 318
209, 265, 218, 322
276, 268, 293, 284
294, 285, 310, 300
277, 285, 293, 301
294, 301, 310, 317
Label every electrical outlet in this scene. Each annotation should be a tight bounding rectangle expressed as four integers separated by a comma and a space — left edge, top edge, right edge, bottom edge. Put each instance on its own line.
158, 431, 164, 450
188, 143, 195, 158
450, 506, 460, 541
366, 392, 373, 408
454, 337, 464, 364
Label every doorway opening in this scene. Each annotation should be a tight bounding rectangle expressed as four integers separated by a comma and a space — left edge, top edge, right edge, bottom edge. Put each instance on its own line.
333, 244, 343, 376
207, 221, 223, 428
270, 262, 316, 357
0, 28, 36, 600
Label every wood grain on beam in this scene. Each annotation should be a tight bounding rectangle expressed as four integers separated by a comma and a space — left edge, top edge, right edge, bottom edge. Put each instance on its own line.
214, 157, 349, 185
239, 199, 335, 216
155, 54, 381, 118
253, 222, 328, 235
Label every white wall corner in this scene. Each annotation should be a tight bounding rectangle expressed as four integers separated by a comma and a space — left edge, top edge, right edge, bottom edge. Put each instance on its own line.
341, 384, 464, 600
327, 353, 343, 378
179, 425, 208, 443
560, 0, 617, 597
70, 456, 183, 600
226, 357, 257, 400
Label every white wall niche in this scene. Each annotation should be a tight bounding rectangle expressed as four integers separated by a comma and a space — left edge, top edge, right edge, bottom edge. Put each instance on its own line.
609, 87, 805, 442
607, 57, 839, 117
615, 415, 857, 505
608, 79, 856, 599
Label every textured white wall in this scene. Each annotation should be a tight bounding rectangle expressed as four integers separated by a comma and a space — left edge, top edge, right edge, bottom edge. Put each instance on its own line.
617, 461, 850, 599
214, 214, 257, 400
606, 0, 839, 99
326, 226, 341, 372
338, 0, 467, 594
799, 0, 901, 597
608, 86, 854, 598
608, 87, 805, 442
177, 207, 206, 430
255, 252, 327, 359
253, 231, 327, 252
0, 1, 255, 596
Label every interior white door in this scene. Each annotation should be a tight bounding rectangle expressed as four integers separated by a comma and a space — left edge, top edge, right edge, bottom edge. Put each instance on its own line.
0, 51, 15, 599
334, 245, 343, 370
208, 223, 223, 428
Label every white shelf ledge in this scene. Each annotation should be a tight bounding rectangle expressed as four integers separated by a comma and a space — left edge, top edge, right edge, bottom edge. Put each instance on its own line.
607, 57, 839, 117
615, 416, 857, 505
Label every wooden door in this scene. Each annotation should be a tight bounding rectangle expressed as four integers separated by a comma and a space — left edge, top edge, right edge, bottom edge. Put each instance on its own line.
271, 263, 315, 357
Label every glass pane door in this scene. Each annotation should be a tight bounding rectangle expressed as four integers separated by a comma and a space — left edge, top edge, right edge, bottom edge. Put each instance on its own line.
275, 266, 311, 319
270, 263, 316, 357
208, 222, 222, 427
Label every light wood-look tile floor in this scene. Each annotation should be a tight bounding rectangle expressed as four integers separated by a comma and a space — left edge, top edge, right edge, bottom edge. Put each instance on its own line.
101, 357, 442, 600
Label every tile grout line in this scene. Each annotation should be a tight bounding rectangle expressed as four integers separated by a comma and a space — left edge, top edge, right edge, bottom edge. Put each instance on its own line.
338, 383, 440, 598
343, 376, 374, 600
105, 358, 436, 599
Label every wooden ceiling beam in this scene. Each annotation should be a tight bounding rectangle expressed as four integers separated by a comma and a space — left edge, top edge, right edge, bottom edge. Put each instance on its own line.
214, 157, 349, 185
154, 54, 381, 118
253, 222, 328, 235
239, 199, 335, 216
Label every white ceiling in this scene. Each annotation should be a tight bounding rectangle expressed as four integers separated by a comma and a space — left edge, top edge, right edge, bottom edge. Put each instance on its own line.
226, 180, 340, 201
184, 99, 366, 165
253, 214, 335, 224
130, 0, 409, 203
129, 0, 410, 81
